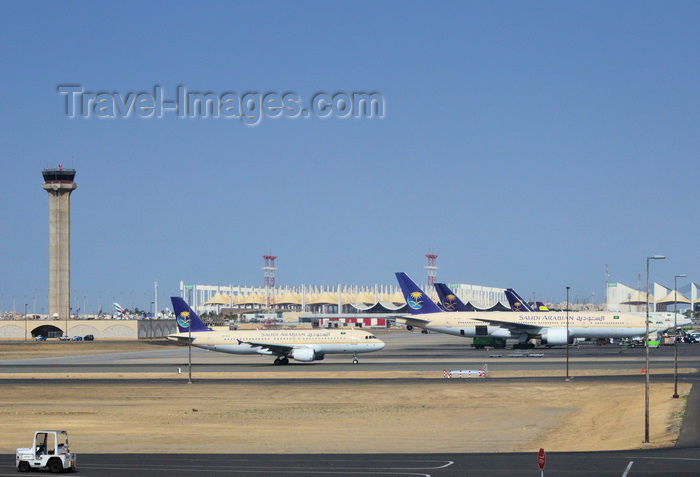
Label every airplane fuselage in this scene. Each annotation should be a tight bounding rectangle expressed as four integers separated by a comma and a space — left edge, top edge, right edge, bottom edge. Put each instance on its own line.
403, 311, 652, 340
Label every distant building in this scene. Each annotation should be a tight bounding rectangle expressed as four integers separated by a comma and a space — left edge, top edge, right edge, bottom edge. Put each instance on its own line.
606, 281, 698, 312
181, 281, 509, 315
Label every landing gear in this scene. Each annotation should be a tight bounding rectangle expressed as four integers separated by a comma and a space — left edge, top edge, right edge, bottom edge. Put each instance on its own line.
281, 357, 289, 365
274, 357, 290, 365
352, 353, 359, 365
513, 342, 535, 350
274, 358, 281, 365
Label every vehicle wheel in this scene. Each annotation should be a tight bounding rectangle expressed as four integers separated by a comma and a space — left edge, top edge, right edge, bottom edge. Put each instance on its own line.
274, 358, 281, 365
48, 458, 63, 473
352, 358, 359, 364
18, 461, 30, 472
281, 357, 289, 365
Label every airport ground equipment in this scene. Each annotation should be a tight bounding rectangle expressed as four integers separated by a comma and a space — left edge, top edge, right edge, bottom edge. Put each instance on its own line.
16, 430, 76, 473
471, 337, 507, 349
443, 364, 488, 378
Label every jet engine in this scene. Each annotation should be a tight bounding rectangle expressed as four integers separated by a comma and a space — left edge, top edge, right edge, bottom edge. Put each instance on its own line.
540, 328, 574, 346
291, 348, 316, 362
406, 325, 414, 331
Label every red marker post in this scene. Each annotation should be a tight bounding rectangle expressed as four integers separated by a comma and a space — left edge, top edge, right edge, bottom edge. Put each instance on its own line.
537, 448, 546, 476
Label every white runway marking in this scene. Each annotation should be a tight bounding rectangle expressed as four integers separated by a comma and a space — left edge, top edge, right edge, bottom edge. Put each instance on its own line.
79, 466, 436, 476
625, 456, 700, 462
621, 460, 633, 477
77, 460, 454, 476
388, 461, 454, 470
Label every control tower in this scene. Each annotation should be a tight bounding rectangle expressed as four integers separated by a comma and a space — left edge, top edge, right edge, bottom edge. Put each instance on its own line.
42, 165, 77, 320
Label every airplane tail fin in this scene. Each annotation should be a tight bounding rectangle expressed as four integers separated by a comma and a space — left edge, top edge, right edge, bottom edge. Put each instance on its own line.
395, 273, 443, 314
113, 303, 129, 317
170, 297, 213, 333
504, 289, 535, 312
434, 283, 470, 312
535, 301, 549, 311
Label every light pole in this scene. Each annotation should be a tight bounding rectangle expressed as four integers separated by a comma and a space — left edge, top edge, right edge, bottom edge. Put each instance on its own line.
188, 315, 192, 384
178, 310, 193, 384
645, 255, 665, 444
24, 303, 28, 341
673, 274, 686, 399
565, 286, 570, 382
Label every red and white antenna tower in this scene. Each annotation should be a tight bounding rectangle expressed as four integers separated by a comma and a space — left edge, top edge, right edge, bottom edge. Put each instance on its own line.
425, 254, 438, 287
263, 255, 277, 289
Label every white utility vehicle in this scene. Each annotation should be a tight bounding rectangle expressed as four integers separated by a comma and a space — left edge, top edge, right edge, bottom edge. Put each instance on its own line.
16, 430, 76, 473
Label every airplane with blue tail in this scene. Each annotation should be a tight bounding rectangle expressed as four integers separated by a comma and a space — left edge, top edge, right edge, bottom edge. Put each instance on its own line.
434, 283, 473, 312
395, 272, 655, 349
436, 283, 540, 313
504, 289, 535, 312
168, 297, 384, 365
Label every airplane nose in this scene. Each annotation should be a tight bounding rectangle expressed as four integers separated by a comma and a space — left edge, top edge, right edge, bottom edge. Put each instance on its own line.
377, 341, 385, 350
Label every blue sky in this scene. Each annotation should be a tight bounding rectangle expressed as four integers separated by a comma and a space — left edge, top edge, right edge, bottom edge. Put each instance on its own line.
1, 1, 698, 312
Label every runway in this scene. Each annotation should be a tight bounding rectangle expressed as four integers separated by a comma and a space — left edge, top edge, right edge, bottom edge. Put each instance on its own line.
1, 332, 699, 374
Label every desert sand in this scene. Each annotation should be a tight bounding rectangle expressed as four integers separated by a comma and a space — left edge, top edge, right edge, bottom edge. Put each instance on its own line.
0, 340, 173, 360
0, 379, 689, 454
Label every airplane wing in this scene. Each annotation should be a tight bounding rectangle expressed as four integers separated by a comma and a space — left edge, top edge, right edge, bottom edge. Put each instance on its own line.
168, 334, 195, 344
237, 339, 295, 355
470, 317, 543, 334
392, 315, 432, 326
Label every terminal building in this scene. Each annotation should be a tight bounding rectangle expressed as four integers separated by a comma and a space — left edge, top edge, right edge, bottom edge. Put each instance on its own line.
179, 281, 510, 318
605, 281, 699, 313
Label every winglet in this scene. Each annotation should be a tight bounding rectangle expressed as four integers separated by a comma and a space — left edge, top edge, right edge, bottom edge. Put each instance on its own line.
395, 273, 443, 314
170, 297, 213, 332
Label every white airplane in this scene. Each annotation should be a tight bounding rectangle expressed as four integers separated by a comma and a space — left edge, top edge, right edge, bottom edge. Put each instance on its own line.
632, 311, 693, 332
113, 303, 129, 319
168, 297, 385, 365
396, 273, 656, 349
